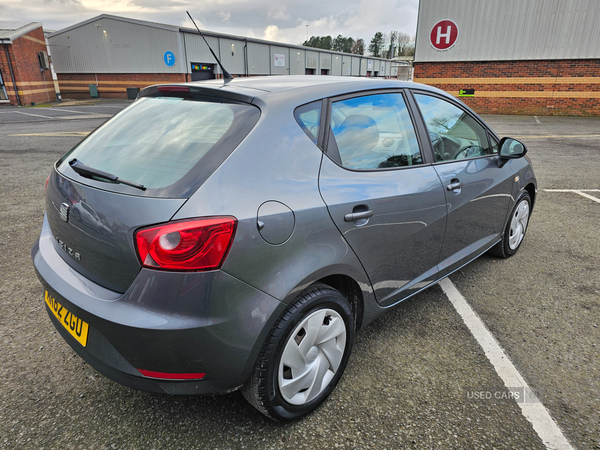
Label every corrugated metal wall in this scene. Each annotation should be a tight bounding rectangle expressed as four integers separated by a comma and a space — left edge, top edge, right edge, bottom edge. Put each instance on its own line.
397, 66, 412, 81
320, 53, 332, 73
306, 51, 319, 70
332, 54, 342, 75
270, 46, 290, 75
341, 55, 352, 76
247, 42, 270, 74
184, 33, 220, 72
48, 17, 183, 73
217, 38, 245, 75
351, 57, 361, 76
360, 58, 367, 76
48, 15, 395, 78
416, 0, 600, 61
290, 49, 305, 75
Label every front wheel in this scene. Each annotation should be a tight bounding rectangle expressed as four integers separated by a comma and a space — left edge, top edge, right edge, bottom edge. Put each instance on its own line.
489, 191, 531, 258
242, 284, 354, 422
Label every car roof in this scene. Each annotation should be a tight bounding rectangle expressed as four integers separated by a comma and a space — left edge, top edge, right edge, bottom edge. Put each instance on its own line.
172, 76, 440, 104
140, 75, 453, 110
192, 76, 402, 92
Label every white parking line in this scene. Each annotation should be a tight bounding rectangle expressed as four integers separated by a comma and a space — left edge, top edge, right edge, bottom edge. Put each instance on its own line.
55, 114, 112, 120
11, 111, 56, 119
439, 278, 573, 450
544, 189, 600, 204
52, 108, 89, 114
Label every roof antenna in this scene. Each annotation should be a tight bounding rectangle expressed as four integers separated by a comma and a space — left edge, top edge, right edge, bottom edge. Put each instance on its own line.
186, 11, 233, 83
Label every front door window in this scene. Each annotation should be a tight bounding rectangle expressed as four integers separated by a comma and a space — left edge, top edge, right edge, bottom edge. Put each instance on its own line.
414, 93, 492, 161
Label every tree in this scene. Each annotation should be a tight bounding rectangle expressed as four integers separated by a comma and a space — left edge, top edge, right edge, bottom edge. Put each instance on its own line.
396, 32, 414, 56
368, 32, 385, 57
351, 38, 365, 55
302, 35, 333, 50
379, 31, 415, 58
388, 31, 397, 59
332, 35, 355, 53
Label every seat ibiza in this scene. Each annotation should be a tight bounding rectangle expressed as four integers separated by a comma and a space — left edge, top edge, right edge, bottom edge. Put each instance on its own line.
32, 76, 536, 421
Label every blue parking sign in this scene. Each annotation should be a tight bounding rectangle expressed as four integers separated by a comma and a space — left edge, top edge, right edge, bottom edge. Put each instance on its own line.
164, 51, 176, 67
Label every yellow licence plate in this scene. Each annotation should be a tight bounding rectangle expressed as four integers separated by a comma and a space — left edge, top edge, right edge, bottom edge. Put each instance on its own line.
45, 291, 89, 347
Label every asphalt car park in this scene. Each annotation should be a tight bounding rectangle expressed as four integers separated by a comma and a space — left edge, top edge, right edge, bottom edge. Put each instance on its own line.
0, 102, 598, 449
0, 102, 129, 124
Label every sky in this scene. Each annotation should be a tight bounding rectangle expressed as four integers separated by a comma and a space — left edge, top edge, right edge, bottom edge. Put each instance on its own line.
0, 0, 419, 46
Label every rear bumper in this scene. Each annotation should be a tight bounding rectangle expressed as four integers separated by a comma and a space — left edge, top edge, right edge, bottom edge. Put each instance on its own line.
32, 214, 284, 395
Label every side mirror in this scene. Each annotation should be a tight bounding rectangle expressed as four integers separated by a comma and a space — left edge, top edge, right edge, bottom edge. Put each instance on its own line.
499, 137, 527, 159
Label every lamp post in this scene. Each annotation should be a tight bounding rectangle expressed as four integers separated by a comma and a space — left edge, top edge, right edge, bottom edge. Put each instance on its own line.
306, 24, 309, 41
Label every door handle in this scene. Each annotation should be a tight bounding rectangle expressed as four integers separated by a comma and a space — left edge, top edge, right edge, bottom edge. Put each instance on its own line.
446, 181, 463, 191
344, 210, 374, 222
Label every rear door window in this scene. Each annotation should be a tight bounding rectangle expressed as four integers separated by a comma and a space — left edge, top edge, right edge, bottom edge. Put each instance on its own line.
327, 93, 422, 170
58, 96, 260, 198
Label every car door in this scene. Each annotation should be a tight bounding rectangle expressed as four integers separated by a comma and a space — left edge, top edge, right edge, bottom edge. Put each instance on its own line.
410, 91, 515, 276
317, 91, 447, 306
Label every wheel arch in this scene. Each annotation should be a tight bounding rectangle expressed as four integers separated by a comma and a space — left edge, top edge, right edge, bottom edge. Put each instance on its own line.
524, 182, 536, 210
316, 274, 365, 331
279, 264, 374, 333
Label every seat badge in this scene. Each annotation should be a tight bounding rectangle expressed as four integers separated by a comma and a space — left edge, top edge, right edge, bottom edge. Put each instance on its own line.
59, 202, 70, 222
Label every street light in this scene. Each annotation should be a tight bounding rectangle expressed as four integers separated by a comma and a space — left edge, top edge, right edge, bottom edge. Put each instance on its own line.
306, 24, 309, 41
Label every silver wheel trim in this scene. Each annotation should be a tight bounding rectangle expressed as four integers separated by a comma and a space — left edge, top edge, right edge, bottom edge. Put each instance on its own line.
278, 308, 347, 405
508, 199, 530, 250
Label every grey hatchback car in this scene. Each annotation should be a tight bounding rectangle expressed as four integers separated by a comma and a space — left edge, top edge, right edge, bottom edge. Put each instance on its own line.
32, 76, 536, 421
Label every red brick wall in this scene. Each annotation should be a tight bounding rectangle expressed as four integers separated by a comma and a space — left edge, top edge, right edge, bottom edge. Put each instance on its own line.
413, 59, 600, 116
0, 45, 14, 102
0, 26, 57, 105
56, 73, 188, 99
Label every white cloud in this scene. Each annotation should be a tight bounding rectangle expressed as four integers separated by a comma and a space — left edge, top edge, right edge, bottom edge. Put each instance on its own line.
1, 0, 419, 47
267, 5, 290, 21
263, 24, 279, 41
218, 10, 231, 22
344, 0, 418, 34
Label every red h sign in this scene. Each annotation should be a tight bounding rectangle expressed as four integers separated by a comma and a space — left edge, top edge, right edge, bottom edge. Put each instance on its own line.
430, 19, 459, 51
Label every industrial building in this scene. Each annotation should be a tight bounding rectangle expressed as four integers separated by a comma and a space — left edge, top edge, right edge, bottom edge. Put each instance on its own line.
1, 21, 57, 106
47, 15, 395, 99
413, 0, 600, 115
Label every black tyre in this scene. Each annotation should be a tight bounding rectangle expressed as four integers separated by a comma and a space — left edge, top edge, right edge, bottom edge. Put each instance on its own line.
242, 284, 354, 422
489, 191, 531, 258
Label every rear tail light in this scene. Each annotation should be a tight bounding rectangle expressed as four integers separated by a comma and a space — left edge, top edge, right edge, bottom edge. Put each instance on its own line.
135, 217, 237, 271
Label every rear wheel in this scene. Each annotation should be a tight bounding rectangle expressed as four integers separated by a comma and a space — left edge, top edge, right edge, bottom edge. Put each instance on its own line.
489, 191, 531, 258
242, 284, 354, 422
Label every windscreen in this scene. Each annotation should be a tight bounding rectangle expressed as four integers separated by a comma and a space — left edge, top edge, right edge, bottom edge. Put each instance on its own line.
57, 96, 260, 197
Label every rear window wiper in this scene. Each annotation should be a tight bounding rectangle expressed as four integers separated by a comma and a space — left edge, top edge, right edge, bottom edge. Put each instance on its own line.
69, 159, 146, 191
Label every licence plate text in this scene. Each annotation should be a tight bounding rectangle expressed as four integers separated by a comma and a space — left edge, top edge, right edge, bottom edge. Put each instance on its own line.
45, 291, 89, 347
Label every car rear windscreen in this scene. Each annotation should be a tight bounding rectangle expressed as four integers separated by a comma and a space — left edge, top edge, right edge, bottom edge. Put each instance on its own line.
57, 96, 260, 198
